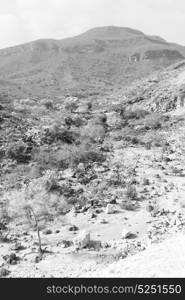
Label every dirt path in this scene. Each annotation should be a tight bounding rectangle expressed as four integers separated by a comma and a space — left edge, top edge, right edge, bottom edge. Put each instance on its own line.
93, 233, 185, 277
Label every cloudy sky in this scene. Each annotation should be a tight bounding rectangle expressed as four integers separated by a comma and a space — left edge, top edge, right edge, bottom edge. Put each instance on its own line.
0, 0, 185, 49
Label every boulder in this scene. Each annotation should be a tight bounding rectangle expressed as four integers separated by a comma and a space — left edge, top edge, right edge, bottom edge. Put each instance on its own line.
105, 204, 116, 214
0, 268, 10, 278
73, 230, 90, 249
43, 229, 52, 235
68, 225, 79, 232
121, 229, 135, 239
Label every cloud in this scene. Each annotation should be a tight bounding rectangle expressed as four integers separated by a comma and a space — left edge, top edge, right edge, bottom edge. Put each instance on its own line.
0, 0, 185, 49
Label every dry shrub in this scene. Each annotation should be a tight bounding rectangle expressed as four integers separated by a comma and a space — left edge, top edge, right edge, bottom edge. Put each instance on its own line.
80, 123, 106, 143
1, 173, 70, 222
6, 141, 31, 163
126, 183, 138, 200
121, 108, 148, 120
34, 143, 105, 170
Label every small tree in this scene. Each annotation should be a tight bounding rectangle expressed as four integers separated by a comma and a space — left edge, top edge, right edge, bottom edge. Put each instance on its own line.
24, 205, 43, 254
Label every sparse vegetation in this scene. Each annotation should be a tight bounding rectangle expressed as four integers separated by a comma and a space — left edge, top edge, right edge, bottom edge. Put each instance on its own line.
1, 25, 185, 278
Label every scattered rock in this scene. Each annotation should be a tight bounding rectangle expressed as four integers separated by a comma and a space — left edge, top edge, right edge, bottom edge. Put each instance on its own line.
88, 240, 102, 250
95, 209, 103, 214
11, 242, 25, 251
105, 204, 116, 214
3, 253, 20, 265
89, 213, 97, 219
146, 204, 155, 212
60, 240, 73, 248
122, 229, 136, 239
43, 229, 52, 235
0, 268, 10, 278
73, 230, 90, 249
69, 225, 79, 232
35, 254, 43, 263
143, 178, 150, 185
100, 218, 108, 224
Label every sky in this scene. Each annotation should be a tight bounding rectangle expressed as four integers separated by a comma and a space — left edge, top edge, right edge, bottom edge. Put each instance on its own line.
0, 0, 185, 49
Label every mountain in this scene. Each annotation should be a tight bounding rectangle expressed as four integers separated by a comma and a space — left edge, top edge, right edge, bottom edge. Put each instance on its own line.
0, 26, 185, 98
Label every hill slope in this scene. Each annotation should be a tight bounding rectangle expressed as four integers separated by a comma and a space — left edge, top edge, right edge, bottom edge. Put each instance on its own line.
0, 26, 185, 98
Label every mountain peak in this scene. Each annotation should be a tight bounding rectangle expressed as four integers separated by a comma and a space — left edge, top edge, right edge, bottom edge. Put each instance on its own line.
78, 26, 145, 40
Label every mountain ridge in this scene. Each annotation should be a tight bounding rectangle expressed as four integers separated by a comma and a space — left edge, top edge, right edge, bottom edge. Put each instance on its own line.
0, 26, 185, 98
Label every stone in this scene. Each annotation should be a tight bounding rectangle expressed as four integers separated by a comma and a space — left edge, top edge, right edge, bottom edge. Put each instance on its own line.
100, 218, 108, 224
121, 229, 135, 239
43, 229, 52, 235
89, 213, 97, 219
69, 225, 79, 232
73, 230, 90, 249
11, 242, 24, 251
146, 204, 155, 212
105, 204, 116, 214
109, 198, 117, 204
0, 268, 10, 278
61, 240, 73, 248
143, 178, 150, 186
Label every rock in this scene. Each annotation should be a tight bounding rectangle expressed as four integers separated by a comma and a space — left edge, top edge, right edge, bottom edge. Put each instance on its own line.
11, 242, 24, 251
95, 209, 103, 214
101, 242, 110, 248
0, 268, 10, 278
3, 253, 20, 265
43, 229, 52, 235
89, 213, 97, 219
109, 198, 117, 204
35, 254, 43, 263
146, 204, 155, 212
121, 229, 136, 239
77, 163, 85, 171
61, 240, 73, 248
88, 240, 102, 250
143, 178, 150, 185
69, 225, 79, 232
62, 168, 74, 179
73, 230, 90, 249
105, 204, 116, 214
100, 218, 108, 224
81, 206, 90, 213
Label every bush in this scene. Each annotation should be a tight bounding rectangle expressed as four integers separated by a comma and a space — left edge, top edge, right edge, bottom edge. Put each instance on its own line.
34, 144, 106, 170
121, 108, 149, 120
41, 99, 54, 110
65, 116, 84, 128
80, 123, 106, 143
126, 183, 138, 200
41, 125, 77, 144
6, 141, 31, 163
143, 113, 169, 130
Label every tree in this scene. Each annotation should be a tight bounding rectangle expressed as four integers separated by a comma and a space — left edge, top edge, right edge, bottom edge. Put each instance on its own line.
24, 205, 43, 254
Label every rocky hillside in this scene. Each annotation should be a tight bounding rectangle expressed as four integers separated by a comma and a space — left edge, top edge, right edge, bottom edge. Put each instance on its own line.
1, 58, 185, 277
0, 26, 185, 98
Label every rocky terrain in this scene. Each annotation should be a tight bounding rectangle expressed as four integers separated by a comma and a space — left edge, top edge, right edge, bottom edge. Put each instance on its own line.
1, 28, 185, 278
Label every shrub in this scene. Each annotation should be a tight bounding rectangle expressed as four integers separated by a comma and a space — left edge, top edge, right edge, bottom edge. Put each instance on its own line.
143, 113, 169, 130
41, 125, 77, 144
41, 99, 54, 110
65, 116, 84, 128
6, 141, 31, 163
34, 144, 106, 170
80, 123, 106, 143
126, 183, 138, 200
121, 108, 149, 120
